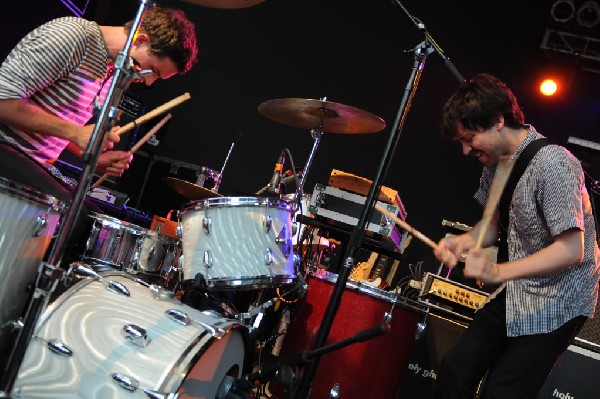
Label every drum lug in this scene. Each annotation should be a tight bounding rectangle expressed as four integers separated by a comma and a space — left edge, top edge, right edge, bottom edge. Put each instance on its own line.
415, 321, 426, 339
108, 279, 130, 296
263, 215, 273, 233
32, 215, 48, 237
292, 221, 298, 236
35, 336, 73, 357
202, 217, 212, 235
293, 254, 302, 268
265, 248, 274, 265
73, 263, 131, 296
329, 383, 340, 398
165, 308, 192, 326
203, 251, 213, 267
384, 311, 393, 325
165, 308, 226, 338
275, 226, 292, 257
122, 324, 151, 348
111, 373, 179, 399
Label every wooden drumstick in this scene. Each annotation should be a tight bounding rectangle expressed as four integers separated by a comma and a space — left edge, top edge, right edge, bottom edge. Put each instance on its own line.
91, 113, 173, 189
129, 113, 172, 153
374, 203, 437, 249
115, 92, 191, 136
474, 155, 514, 249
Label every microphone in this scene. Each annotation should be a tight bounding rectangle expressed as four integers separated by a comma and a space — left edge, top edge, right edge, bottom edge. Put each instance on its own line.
280, 170, 299, 185
266, 150, 286, 195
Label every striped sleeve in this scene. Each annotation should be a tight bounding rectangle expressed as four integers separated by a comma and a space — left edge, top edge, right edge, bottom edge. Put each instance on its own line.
0, 18, 89, 99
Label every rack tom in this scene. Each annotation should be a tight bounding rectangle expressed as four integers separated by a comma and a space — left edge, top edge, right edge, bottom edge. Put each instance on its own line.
180, 197, 297, 289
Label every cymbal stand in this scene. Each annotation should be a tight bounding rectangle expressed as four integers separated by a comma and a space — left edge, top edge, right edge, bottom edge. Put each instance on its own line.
291, 97, 327, 210
214, 142, 235, 192
291, 3, 464, 398
0, 1, 151, 394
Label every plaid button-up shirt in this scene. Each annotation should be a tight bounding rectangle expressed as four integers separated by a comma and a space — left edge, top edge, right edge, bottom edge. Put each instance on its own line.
475, 126, 600, 336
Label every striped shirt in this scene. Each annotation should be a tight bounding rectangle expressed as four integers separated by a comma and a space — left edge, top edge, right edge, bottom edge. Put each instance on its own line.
475, 126, 600, 336
0, 17, 113, 165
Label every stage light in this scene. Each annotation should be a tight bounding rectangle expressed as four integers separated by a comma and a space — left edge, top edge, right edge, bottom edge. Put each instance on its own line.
577, 1, 600, 28
551, 0, 576, 23
540, 79, 559, 96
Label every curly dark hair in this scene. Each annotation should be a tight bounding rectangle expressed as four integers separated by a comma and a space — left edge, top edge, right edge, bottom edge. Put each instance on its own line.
125, 6, 198, 74
441, 73, 525, 139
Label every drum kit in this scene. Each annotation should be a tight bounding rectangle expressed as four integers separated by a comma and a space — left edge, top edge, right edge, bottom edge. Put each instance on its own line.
0, 93, 427, 398
0, 1, 457, 398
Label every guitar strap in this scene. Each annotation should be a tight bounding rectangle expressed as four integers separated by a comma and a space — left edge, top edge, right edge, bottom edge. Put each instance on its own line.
496, 138, 551, 262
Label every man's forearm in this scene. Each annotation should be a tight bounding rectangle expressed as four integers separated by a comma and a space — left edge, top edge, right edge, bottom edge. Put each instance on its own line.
0, 98, 78, 141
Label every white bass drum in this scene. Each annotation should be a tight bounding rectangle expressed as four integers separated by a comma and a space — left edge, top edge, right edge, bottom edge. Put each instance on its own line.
14, 273, 248, 398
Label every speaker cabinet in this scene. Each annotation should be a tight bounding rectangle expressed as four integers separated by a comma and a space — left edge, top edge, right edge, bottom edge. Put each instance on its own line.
573, 292, 600, 353
398, 310, 600, 399
539, 345, 600, 399
398, 313, 468, 399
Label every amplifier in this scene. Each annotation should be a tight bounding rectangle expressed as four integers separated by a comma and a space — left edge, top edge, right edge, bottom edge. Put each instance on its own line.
309, 184, 407, 251
539, 345, 600, 398
418, 272, 489, 320
400, 312, 600, 399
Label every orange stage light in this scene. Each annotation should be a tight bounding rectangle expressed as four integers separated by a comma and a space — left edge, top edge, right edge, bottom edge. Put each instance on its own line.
539, 78, 559, 96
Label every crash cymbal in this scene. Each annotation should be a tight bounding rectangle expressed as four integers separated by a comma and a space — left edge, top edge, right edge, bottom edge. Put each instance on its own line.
178, 0, 264, 9
162, 177, 223, 200
258, 98, 386, 134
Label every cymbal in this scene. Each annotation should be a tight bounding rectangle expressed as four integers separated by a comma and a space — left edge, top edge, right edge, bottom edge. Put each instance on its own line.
162, 177, 223, 200
258, 98, 386, 134
178, 0, 264, 8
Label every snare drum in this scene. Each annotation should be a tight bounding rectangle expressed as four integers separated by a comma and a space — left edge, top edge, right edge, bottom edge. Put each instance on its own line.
0, 177, 64, 370
180, 197, 297, 289
79, 213, 146, 269
78, 213, 181, 276
14, 273, 249, 398
275, 270, 425, 398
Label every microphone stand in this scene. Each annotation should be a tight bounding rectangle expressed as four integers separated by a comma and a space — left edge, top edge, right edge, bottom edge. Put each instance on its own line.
291, 3, 464, 398
0, 1, 151, 394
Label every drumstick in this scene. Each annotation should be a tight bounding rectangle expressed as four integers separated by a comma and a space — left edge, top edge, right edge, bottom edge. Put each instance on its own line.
115, 92, 191, 136
374, 203, 437, 249
129, 113, 172, 153
91, 113, 172, 189
474, 155, 514, 249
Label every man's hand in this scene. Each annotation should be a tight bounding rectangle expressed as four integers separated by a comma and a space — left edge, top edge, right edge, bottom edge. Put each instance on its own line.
434, 236, 464, 268
72, 125, 121, 153
464, 248, 501, 284
97, 151, 133, 176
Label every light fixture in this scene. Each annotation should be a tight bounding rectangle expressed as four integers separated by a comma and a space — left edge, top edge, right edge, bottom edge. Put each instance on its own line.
551, 0, 576, 23
539, 79, 559, 96
577, 1, 600, 28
